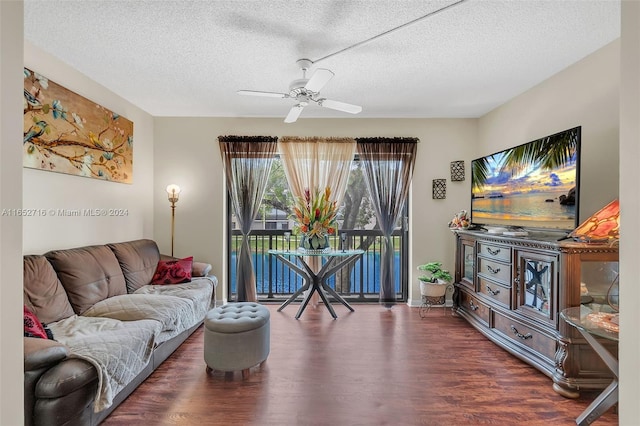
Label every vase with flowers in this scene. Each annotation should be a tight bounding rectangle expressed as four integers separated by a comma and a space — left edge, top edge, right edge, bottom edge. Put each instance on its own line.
293, 186, 338, 253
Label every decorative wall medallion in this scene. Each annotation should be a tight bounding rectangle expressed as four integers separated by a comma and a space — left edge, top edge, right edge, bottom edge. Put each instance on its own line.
432, 179, 446, 199
450, 160, 465, 181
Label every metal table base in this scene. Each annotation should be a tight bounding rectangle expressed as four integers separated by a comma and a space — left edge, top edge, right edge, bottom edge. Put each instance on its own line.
270, 249, 364, 319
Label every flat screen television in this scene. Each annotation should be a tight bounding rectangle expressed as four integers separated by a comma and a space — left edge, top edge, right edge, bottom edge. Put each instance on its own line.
470, 126, 581, 232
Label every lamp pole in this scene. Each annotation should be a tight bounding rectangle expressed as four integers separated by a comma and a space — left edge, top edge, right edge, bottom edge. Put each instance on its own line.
166, 184, 181, 257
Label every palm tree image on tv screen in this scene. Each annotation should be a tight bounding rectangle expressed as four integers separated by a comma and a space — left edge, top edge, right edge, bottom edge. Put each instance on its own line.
471, 127, 580, 231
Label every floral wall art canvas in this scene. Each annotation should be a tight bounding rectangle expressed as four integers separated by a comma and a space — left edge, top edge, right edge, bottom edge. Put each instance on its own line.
23, 68, 133, 183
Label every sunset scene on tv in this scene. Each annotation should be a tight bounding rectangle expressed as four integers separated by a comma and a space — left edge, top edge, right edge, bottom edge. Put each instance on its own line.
471, 128, 579, 231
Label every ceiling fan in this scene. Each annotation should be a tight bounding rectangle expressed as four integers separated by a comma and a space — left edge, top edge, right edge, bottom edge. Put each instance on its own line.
237, 59, 362, 123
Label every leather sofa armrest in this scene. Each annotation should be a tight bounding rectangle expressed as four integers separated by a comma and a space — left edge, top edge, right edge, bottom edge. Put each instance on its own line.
24, 337, 69, 371
192, 261, 212, 277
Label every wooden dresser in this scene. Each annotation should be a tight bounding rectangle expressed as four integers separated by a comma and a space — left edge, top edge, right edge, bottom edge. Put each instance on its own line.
453, 230, 619, 397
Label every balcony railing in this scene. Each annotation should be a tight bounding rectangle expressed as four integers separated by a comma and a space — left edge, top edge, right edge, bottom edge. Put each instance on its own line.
229, 229, 406, 302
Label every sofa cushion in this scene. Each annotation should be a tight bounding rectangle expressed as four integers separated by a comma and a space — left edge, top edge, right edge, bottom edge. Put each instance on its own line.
24, 305, 53, 340
107, 239, 161, 293
23, 255, 75, 324
159, 254, 212, 277
151, 256, 193, 285
45, 245, 127, 315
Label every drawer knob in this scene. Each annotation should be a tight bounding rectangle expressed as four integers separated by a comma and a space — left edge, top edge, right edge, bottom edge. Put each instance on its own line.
486, 285, 500, 296
469, 300, 479, 311
511, 325, 533, 340
487, 265, 501, 274
487, 247, 501, 256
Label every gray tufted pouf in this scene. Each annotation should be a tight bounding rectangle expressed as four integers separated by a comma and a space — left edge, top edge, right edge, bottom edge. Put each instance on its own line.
204, 302, 270, 379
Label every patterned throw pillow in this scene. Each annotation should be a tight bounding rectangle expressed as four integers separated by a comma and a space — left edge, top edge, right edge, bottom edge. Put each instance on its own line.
24, 305, 54, 340
151, 256, 193, 285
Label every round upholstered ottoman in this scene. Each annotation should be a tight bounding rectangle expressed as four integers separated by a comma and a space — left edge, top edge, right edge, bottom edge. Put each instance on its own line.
204, 302, 270, 379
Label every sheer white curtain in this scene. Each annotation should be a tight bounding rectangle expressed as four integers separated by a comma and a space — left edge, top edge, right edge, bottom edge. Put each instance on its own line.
278, 137, 356, 208
278, 137, 356, 304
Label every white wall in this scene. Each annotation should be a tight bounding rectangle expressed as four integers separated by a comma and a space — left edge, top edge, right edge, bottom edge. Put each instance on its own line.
22, 42, 155, 254
0, 2, 24, 424
153, 117, 477, 304
619, 1, 640, 422
478, 39, 620, 222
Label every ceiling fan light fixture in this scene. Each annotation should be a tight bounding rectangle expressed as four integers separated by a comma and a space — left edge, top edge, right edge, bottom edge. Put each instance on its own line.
238, 58, 362, 123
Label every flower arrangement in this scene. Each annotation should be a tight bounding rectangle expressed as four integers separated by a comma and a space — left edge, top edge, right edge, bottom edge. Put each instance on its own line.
449, 209, 470, 229
292, 187, 338, 249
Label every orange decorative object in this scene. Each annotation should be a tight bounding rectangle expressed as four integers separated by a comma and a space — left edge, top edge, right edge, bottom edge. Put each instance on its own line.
569, 199, 619, 242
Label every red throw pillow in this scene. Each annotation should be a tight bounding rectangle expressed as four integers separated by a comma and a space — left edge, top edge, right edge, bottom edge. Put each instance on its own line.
151, 256, 193, 285
24, 305, 52, 339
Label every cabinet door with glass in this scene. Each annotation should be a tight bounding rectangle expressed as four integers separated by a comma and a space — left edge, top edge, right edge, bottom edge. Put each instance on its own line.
456, 235, 476, 291
578, 254, 619, 312
515, 250, 558, 326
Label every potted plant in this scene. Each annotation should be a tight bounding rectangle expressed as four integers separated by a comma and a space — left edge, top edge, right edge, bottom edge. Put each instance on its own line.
417, 262, 453, 299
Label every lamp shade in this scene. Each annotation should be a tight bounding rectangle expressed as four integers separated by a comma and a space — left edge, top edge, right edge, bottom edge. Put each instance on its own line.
166, 184, 181, 195
569, 199, 619, 243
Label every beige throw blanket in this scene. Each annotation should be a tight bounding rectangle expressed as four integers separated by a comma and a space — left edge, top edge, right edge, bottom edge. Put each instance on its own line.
49, 316, 162, 412
48, 279, 214, 412
133, 278, 215, 330
83, 293, 198, 343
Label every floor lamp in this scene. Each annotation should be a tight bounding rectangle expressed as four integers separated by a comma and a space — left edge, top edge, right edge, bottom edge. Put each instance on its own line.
166, 184, 181, 256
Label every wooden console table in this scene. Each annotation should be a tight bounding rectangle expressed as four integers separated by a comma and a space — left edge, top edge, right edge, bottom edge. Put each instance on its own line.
453, 229, 619, 397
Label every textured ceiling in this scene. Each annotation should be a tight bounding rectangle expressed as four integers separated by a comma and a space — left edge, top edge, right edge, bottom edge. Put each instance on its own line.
24, 0, 620, 120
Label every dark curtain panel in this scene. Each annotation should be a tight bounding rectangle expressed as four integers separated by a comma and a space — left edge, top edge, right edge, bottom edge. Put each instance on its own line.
219, 136, 278, 301
356, 137, 418, 307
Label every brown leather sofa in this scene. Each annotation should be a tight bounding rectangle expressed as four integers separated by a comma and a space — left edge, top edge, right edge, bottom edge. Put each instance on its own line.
23, 239, 217, 426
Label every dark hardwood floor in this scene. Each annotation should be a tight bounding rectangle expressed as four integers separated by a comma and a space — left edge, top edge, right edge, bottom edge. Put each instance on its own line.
103, 304, 617, 425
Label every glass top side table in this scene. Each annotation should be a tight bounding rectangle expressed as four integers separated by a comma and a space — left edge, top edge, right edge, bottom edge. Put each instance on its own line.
561, 306, 618, 426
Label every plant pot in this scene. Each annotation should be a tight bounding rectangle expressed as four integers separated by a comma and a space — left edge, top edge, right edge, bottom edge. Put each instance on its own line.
299, 234, 330, 253
419, 280, 448, 297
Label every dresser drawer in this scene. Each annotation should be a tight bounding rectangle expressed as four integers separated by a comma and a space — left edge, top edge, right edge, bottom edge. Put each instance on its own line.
479, 278, 511, 309
477, 258, 511, 285
478, 242, 511, 262
493, 312, 556, 361
459, 290, 490, 326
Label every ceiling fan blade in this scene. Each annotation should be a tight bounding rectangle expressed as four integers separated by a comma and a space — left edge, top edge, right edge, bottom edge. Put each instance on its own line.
318, 98, 362, 114
237, 90, 289, 98
304, 68, 334, 93
284, 104, 305, 123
